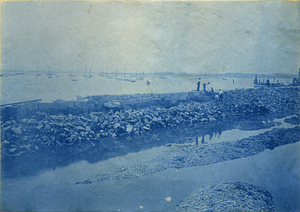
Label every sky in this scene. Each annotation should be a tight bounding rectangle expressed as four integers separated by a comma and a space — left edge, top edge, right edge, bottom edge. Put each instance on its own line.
1, 1, 299, 75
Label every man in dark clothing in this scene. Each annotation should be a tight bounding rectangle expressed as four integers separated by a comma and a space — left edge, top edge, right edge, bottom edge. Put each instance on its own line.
197, 78, 201, 91
203, 83, 207, 92
203, 82, 210, 92
219, 89, 223, 102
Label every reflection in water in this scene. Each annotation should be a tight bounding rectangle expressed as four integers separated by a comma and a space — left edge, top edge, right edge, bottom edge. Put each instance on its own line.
1, 112, 296, 179
89, 125, 300, 184
194, 114, 297, 147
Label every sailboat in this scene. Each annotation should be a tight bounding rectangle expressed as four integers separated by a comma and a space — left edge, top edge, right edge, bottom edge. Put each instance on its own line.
116, 68, 122, 80
130, 69, 136, 82
99, 69, 105, 77
70, 70, 77, 81
54, 69, 60, 77
160, 70, 167, 79
123, 68, 130, 81
36, 69, 42, 78
16, 69, 25, 76
84, 69, 92, 78
9, 70, 16, 76
106, 67, 112, 79
47, 70, 53, 78
169, 69, 176, 78
0, 70, 9, 77
137, 72, 144, 80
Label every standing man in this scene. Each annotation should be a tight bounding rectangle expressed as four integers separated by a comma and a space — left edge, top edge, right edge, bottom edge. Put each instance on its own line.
219, 89, 223, 102
197, 78, 201, 91
203, 82, 209, 92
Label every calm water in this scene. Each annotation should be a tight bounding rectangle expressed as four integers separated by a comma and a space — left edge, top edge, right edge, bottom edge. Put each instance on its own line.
1, 73, 294, 105
1, 114, 299, 211
1, 134, 299, 211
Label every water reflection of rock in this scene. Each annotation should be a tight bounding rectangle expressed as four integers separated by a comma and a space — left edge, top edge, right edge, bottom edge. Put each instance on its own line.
85, 126, 299, 184
1, 113, 284, 179
284, 114, 300, 125
177, 182, 275, 212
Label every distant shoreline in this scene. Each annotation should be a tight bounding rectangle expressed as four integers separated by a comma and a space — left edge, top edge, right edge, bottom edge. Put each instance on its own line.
1, 70, 297, 79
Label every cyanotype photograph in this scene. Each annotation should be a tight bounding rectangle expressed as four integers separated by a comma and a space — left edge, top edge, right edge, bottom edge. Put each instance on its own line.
1, 1, 299, 211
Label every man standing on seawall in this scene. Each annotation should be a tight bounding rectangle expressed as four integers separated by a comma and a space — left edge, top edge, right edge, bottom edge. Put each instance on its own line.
197, 78, 201, 91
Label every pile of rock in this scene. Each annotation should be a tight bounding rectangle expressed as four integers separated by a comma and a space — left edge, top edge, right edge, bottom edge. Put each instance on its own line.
177, 182, 275, 211
220, 87, 299, 116
91, 126, 299, 182
284, 115, 300, 125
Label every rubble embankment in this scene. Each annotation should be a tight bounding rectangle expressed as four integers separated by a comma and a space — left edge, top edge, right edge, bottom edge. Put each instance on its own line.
1, 87, 299, 159
284, 114, 300, 125
176, 182, 275, 211
85, 126, 299, 183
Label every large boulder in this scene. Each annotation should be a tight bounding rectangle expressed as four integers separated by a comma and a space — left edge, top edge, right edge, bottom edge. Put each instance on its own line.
11, 127, 22, 135
104, 101, 121, 109
177, 182, 275, 211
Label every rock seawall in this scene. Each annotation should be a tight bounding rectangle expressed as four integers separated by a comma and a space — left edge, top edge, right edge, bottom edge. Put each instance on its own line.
1, 91, 214, 121
1, 87, 299, 159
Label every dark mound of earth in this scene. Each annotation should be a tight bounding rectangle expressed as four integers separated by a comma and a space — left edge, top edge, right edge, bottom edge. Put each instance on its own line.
284, 115, 300, 125
177, 182, 275, 211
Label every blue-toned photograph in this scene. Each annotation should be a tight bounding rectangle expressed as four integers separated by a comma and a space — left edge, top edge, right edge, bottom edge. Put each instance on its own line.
1, 1, 299, 211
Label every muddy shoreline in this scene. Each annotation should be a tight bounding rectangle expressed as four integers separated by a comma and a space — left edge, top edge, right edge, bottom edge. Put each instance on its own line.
77, 126, 299, 183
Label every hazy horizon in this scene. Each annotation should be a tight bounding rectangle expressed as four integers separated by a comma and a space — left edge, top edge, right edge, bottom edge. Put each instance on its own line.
1, 69, 298, 77
1, 1, 300, 75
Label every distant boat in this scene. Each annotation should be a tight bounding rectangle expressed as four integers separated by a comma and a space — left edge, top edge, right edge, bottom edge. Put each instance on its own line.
115, 68, 123, 81
253, 83, 284, 88
47, 70, 53, 78
147, 80, 150, 85
36, 69, 42, 78
15, 69, 25, 76
87, 69, 93, 78
254, 75, 285, 87
129, 69, 136, 82
222, 78, 227, 80
137, 72, 144, 80
54, 70, 60, 77
70, 70, 77, 81
9, 70, 16, 76
84, 69, 93, 78
0, 74, 9, 77
99, 70, 106, 77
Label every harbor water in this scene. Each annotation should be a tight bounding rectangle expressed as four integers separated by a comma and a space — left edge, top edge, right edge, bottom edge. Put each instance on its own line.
1, 73, 294, 105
